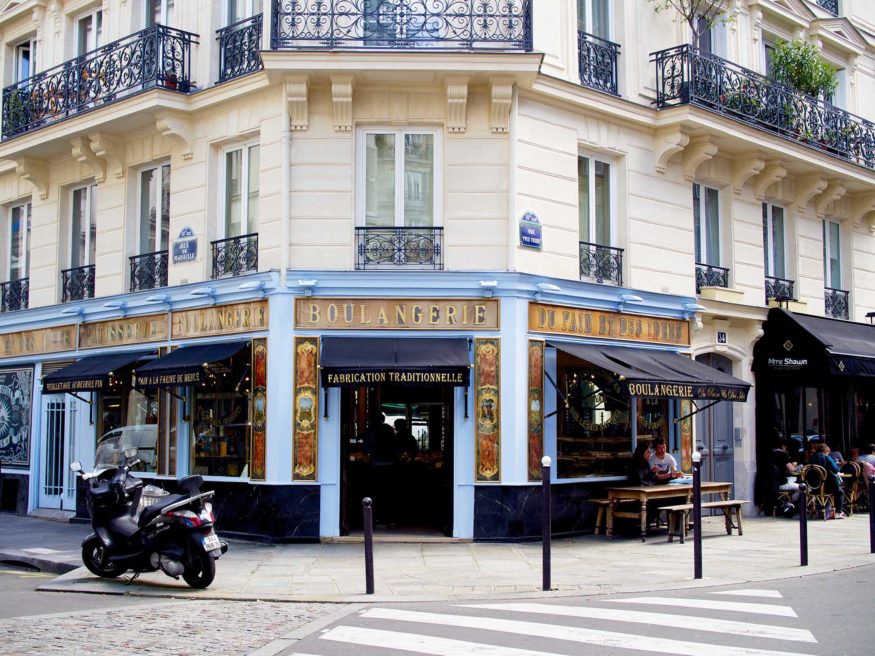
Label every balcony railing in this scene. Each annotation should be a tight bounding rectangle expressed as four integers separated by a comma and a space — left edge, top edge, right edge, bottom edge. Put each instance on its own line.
218, 13, 263, 83
356, 227, 443, 270
579, 241, 623, 286
61, 264, 95, 303
652, 44, 875, 170
130, 250, 169, 292
0, 278, 28, 313
824, 287, 849, 320
695, 263, 729, 293
816, 0, 839, 16
212, 233, 259, 278
765, 275, 795, 305
271, 0, 532, 51
578, 31, 620, 96
2, 25, 197, 140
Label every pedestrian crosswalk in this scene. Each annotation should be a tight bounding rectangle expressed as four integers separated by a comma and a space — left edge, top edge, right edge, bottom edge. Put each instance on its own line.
287, 589, 822, 656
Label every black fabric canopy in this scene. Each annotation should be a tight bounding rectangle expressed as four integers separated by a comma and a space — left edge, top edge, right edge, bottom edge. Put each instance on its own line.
550, 342, 750, 401
321, 337, 470, 387
754, 308, 875, 378
132, 341, 249, 388
42, 350, 154, 393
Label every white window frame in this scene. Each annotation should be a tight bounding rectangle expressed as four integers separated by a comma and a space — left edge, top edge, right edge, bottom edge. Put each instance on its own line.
75, 8, 103, 56
220, 142, 260, 239
762, 202, 787, 279
13, 37, 37, 83
692, 182, 721, 266
356, 127, 442, 228
70, 183, 97, 268
6, 201, 31, 281
145, 0, 175, 27
227, 0, 263, 24
822, 219, 842, 290
577, 153, 614, 246
576, 0, 612, 40
137, 162, 171, 254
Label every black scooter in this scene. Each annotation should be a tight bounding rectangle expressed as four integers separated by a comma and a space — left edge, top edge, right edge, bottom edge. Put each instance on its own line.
70, 447, 228, 588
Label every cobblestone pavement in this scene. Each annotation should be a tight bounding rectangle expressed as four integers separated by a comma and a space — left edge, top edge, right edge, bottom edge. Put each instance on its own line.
0, 599, 349, 656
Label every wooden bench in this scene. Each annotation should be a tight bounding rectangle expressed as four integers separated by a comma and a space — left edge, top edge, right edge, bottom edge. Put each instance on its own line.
590, 498, 610, 535
661, 500, 749, 543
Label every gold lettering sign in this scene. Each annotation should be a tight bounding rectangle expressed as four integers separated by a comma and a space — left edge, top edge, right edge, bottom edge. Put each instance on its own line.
295, 298, 500, 331
0, 325, 76, 358
79, 314, 168, 350
171, 301, 268, 339
528, 302, 690, 347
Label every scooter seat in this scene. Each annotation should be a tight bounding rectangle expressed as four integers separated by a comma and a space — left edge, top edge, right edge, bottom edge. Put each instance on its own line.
139, 494, 187, 526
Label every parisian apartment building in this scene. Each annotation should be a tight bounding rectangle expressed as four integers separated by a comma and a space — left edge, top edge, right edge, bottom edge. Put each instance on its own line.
0, 0, 872, 541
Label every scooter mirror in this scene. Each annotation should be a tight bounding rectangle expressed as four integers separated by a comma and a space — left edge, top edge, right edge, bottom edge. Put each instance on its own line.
124, 447, 138, 459
70, 461, 82, 473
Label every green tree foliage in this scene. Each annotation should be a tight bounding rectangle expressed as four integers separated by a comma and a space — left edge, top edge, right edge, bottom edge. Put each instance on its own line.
648, 0, 730, 43
768, 39, 838, 100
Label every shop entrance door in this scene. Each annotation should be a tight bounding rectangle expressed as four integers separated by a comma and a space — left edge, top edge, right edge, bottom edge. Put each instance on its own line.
38, 394, 80, 510
695, 353, 735, 482
340, 384, 453, 536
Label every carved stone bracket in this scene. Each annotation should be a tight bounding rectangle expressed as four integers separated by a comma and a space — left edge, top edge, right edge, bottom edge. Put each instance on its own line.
683, 137, 718, 181
753, 161, 787, 200
155, 111, 193, 159
330, 75, 353, 132
847, 192, 875, 231
71, 136, 106, 183
730, 154, 765, 195
654, 127, 689, 173
446, 76, 469, 133
815, 181, 846, 217
489, 77, 514, 134
12, 156, 49, 200
286, 76, 309, 131
794, 174, 828, 211
89, 133, 125, 179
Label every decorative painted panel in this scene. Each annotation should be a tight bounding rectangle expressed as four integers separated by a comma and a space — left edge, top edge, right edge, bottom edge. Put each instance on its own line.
680, 399, 693, 474
293, 336, 319, 481
527, 340, 545, 482
0, 367, 33, 466
475, 338, 500, 482
250, 338, 268, 480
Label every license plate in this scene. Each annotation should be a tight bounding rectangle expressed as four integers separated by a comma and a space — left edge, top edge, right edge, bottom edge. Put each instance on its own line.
202, 532, 221, 552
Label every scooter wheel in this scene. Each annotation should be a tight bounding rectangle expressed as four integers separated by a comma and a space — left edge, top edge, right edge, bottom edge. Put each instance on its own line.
182, 551, 216, 589
82, 536, 124, 578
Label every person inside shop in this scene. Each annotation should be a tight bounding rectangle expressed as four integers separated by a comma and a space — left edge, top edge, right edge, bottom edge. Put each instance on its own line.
628, 441, 655, 486
394, 418, 418, 461
648, 438, 682, 483
803, 440, 819, 464
857, 443, 875, 467
770, 438, 800, 507
363, 412, 399, 526
809, 443, 847, 519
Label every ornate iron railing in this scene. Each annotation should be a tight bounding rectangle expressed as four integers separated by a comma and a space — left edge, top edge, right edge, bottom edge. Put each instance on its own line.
578, 31, 620, 96
765, 275, 795, 304
271, 0, 533, 50
356, 226, 443, 269
2, 25, 197, 139
579, 241, 623, 286
816, 0, 839, 16
0, 278, 28, 313
61, 264, 95, 303
218, 13, 263, 82
824, 287, 849, 320
129, 250, 169, 292
652, 44, 875, 170
212, 233, 259, 278
695, 263, 729, 293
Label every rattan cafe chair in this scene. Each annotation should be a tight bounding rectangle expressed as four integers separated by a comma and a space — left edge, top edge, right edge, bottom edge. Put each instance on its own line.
801, 464, 834, 520
840, 461, 861, 515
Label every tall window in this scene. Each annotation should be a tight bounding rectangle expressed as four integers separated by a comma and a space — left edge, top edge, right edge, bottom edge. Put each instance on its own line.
71, 184, 97, 268
577, 0, 610, 39
14, 39, 36, 82
76, 9, 103, 55
139, 164, 171, 253
7, 202, 31, 280
227, 0, 263, 22
823, 220, 841, 289
695, 14, 726, 56
363, 130, 436, 227
762, 202, 786, 278
693, 183, 720, 265
223, 144, 260, 238
578, 156, 611, 245
146, 0, 175, 26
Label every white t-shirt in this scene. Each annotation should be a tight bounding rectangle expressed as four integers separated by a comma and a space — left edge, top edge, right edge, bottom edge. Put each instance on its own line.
648, 451, 678, 476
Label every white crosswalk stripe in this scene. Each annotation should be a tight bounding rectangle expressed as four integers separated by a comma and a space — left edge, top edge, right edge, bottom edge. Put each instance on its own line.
611, 596, 797, 617
713, 589, 785, 598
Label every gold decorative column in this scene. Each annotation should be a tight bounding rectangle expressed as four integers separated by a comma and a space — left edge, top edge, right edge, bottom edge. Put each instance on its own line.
292, 336, 319, 481
250, 338, 268, 480
527, 340, 545, 482
474, 338, 500, 482
680, 399, 693, 474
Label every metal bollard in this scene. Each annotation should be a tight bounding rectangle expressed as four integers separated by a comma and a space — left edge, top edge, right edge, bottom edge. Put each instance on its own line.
363, 497, 375, 594
869, 476, 875, 555
541, 456, 552, 592
692, 452, 702, 580
798, 483, 808, 567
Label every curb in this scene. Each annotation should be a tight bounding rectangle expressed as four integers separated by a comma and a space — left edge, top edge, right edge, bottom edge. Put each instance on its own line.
0, 550, 79, 575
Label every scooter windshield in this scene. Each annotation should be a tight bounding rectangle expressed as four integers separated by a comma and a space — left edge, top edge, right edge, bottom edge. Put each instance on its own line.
94, 430, 130, 470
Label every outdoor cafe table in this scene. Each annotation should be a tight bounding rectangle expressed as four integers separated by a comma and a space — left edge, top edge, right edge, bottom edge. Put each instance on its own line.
605, 481, 733, 541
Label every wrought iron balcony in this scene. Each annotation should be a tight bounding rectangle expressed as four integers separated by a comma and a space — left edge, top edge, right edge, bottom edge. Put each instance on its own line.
218, 13, 263, 83
816, 0, 839, 16
765, 275, 795, 305
2, 25, 197, 140
0, 278, 28, 313
824, 287, 849, 320
579, 241, 623, 286
61, 265, 95, 303
695, 263, 729, 293
271, 0, 532, 51
578, 31, 620, 96
356, 227, 443, 270
212, 233, 259, 278
652, 44, 875, 170
130, 250, 169, 292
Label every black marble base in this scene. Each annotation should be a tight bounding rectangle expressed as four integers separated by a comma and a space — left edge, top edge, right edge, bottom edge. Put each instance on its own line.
0, 472, 28, 514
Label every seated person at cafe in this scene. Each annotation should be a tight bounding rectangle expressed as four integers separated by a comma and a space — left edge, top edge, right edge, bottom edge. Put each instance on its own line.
647, 438, 682, 484
810, 443, 847, 519
770, 438, 800, 503
627, 441, 655, 486
857, 443, 875, 467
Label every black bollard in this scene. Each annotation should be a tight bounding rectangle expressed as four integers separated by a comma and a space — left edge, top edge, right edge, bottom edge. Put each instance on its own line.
692, 453, 702, 580
542, 456, 552, 592
869, 476, 875, 555
799, 483, 808, 567
363, 497, 375, 594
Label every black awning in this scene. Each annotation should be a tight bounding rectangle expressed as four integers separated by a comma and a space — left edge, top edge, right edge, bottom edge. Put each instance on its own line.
321, 337, 470, 387
754, 308, 875, 378
550, 342, 750, 401
132, 340, 249, 388
42, 350, 154, 393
